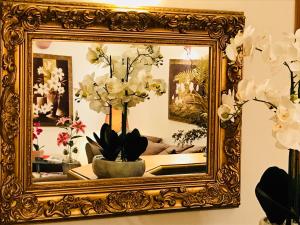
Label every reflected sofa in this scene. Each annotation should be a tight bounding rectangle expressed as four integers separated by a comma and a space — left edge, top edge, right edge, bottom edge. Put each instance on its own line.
85, 136, 206, 164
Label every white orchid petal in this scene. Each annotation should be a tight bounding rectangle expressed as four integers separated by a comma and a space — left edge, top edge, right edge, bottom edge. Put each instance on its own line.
225, 44, 238, 61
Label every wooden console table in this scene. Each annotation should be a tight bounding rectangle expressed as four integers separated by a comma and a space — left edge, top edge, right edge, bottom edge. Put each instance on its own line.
68, 153, 207, 180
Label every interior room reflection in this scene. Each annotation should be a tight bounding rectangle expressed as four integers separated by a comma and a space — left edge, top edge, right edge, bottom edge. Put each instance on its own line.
31, 40, 209, 182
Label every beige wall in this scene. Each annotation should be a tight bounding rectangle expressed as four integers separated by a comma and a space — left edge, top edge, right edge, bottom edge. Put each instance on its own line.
35, 0, 295, 224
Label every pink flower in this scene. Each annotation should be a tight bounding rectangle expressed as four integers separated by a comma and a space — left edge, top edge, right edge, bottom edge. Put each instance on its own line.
57, 132, 70, 146
71, 120, 86, 133
56, 117, 71, 125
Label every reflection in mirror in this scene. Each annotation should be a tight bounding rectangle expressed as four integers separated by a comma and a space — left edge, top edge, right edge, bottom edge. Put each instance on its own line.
31, 40, 209, 182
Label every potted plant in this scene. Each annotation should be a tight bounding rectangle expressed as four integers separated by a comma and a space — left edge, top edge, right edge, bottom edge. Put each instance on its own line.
218, 26, 300, 224
56, 112, 86, 174
76, 44, 166, 178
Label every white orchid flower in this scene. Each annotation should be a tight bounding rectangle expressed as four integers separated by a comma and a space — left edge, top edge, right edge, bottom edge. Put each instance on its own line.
255, 79, 270, 99
261, 35, 280, 64
218, 90, 237, 122
81, 73, 95, 87
225, 43, 238, 61
47, 77, 61, 91
79, 44, 166, 114
112, 58, 127, 80
33, 104, 40, 115
122, 48, 138, 61
218, 104, 236, 122
40, 103, 53, 114
86, 44, 108, 65
106, 77, 125, 94
273, 124, 300, 150
89, 100, 104, 113
126, 76, 140, 93
37, 66, 44, 75
255, 80, 280, 107
225, 26, 255, 62
236, 79, 256, 102
275, 97, 300, 125
148, 79, 167, 96
52, 67, 64, 80
221, 89, 236, 109
78, 73, 96, 98
34, 83, 50, 96
57, 86, 65, 95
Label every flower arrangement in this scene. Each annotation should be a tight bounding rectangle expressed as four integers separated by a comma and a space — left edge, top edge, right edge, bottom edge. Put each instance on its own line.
33, 60, 65, 117
76, 44, 166, 161
56, 113, 86, 163
218, 26, 300, 224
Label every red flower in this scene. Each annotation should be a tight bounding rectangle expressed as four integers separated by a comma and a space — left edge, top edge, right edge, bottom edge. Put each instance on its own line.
32, 132, 37, 140
33, 122, 41, 127
56, 117, 71, 126
33, 122, 43, 139
57, 132, 70, 146
71, 120, 86, 133
35, 127, 43, 135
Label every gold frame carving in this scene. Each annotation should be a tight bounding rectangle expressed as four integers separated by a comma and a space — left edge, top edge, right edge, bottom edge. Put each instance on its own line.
296, 0, 300, 30
0, 0, 244, 223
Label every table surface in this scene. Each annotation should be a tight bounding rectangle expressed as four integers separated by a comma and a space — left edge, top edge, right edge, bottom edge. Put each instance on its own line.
68, 153, 207, 180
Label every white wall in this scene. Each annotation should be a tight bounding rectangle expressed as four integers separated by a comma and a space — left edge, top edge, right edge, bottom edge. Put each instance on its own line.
34, 0, 295, 224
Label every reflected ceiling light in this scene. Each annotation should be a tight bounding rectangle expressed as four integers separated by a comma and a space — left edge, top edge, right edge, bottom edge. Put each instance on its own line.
35, 40, 52, 49
91, 0, 160, 8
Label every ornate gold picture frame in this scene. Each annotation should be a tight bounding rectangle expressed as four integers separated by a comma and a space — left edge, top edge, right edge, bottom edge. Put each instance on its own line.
0, 0, 244, 223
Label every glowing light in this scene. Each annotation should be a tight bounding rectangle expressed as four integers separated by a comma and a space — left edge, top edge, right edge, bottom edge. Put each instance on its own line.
90, 0, 160, 8
181, 46, 201, 60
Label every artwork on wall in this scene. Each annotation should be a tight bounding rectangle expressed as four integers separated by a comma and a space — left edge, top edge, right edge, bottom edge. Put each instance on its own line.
168, 58, 209, 126
33, 54, 73, 126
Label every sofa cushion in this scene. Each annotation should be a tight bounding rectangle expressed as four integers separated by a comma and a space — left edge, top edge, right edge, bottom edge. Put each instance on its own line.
158, 145, 193, 155
143, 141, 170, 155
145, 135, 163, 143
85, 143, 102, 163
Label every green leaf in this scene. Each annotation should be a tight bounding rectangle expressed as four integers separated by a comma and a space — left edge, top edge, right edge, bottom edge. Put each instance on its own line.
33, 144, 39, 150
72, 147, 78, 153
71, 135, 82, 140
69, 141, 74, 147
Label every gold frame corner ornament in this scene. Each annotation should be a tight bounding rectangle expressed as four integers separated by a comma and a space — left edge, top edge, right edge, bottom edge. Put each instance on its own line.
0, 1, 244, 223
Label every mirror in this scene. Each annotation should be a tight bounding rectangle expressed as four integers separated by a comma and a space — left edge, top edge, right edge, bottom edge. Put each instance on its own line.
0, 0, 244, 223
31, 40, 209, 182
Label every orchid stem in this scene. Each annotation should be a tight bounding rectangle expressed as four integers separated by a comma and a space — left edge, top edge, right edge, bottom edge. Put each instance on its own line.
109, 55, 113, 129
253, 98, 277, 109
288, 149, 300, 224
284, 61, 296, 98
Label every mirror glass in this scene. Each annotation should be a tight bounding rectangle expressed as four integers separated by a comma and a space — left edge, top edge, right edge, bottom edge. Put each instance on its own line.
31, 39, 210, 182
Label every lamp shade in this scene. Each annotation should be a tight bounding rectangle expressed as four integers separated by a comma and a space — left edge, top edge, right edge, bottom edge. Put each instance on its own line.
105, 108, 128, 133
